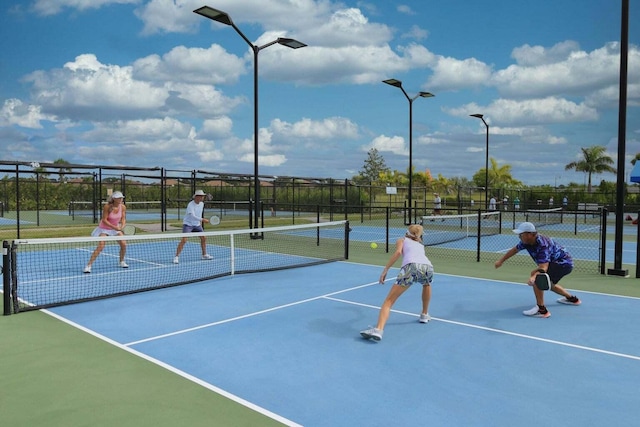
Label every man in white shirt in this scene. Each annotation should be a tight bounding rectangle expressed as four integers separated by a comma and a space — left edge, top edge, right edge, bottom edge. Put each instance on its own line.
174, 190, 213, 263
433, 193, 442, 216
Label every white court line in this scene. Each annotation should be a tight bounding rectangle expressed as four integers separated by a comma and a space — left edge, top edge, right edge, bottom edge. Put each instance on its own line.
124, 272, 640, 362
123, 281, 379, 347
76, 247, 166, 268
43, 309, 303, 427
324, 295, 640, 361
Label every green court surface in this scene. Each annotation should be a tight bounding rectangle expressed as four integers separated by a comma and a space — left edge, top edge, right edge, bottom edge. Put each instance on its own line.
2, 244, 640, 426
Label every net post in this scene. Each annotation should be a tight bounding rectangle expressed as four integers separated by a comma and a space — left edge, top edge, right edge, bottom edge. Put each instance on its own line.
344, 220, 350, 260
3, 240, 11, 315
10, 242, 18, 313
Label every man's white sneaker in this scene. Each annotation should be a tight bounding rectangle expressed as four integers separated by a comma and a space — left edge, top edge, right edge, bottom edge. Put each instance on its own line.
202, 254, 213, 260
523, 305, 550, 318
173, 256, 179, 264
83, 266, 91, 274
419, 313, 431, 323
120, 261, 129, 268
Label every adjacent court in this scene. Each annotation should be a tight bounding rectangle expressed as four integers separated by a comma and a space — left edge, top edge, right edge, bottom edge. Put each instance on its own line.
46, 261, 640, 427
348, 223, 635, 264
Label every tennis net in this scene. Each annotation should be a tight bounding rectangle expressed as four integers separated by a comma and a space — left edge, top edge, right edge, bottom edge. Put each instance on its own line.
3, 220, 349, 313
525, 207, 563, 227
419, 211, 501, 246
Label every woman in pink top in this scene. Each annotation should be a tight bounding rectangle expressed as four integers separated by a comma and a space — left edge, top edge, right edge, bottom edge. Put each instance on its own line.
83, 191, 128, 273
361, 224, 435, 341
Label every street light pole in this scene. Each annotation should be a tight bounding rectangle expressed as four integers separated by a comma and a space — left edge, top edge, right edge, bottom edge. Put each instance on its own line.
383, 79, 434, 223
470, 114, 489, 210
194, 6, 306, 233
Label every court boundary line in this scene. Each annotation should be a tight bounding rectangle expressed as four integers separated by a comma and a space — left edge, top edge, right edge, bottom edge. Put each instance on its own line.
123, 281, 379, 347
324, 296, 640, 361
42, 308, 303, 427
125, 264, 640, 348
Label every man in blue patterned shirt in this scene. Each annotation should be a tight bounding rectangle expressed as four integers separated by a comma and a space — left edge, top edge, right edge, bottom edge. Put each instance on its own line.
494, 222, 581, 318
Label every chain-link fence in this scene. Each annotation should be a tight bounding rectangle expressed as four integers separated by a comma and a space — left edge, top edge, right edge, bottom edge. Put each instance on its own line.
2, 160, 635, 276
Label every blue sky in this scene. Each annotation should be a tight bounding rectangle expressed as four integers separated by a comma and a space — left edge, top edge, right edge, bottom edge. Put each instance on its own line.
1, 0, 639, 186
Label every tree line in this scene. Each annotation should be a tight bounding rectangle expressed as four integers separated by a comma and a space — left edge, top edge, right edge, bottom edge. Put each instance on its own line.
353, 145, 620, 196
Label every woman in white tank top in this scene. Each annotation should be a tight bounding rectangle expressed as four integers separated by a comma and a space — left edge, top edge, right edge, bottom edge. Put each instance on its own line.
360, 224, 435, 341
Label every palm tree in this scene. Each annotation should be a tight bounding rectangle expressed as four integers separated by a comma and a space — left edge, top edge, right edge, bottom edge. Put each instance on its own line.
565, 146, 616, 193
473, 158, 519, 192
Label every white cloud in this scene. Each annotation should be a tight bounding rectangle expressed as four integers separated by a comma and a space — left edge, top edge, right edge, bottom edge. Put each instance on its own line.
24, 54, 167, 120
401, 25, 429, 41
366, 134, 407, 156
22, 53, 244, 122
427, 56, 493, 91
492, 42, 630, 98
241, 153, 287, 167
132, 44, 247, 85
286, 43, 434, 85
201, 117, 233, 138
303, 8, 392, 47
83, 117, 194, 141
75, 117, 226, 167
397, 5, 415, 15
511, 40, 581, 66
136, 0, 332, 37
32, 0, 138, 16
0, 99, 53, 128
134, 0, 200, 35
447, 97, 598, 126
271, 117, 359, 140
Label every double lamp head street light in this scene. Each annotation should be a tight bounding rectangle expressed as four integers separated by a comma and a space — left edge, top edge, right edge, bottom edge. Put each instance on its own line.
383, 78, 434, 223
194, 6, 307, 233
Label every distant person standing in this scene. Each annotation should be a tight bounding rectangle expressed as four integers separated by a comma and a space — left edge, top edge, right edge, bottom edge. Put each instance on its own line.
433, 193, 442, 216
549, 196, 554, 208
503, 195, 509, 211
514, 196, 520, 210
173, 190, 213, 263
562, 195, 568, 209
489, 195, 497, 211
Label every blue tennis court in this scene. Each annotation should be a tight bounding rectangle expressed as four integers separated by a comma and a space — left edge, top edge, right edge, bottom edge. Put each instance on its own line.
52, 209, 184, 221
348, 224, 636, 264
47, 262, 640, 427
0, 217, 34, 225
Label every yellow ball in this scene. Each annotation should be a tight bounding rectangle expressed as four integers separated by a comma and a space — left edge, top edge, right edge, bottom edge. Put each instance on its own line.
370, 242, 378, 249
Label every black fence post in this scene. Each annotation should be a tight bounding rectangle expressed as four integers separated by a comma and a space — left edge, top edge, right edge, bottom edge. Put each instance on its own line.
3, 240, 11, 315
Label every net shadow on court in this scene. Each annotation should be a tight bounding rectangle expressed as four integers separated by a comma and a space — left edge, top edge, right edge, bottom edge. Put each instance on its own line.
47, 261, 640, 427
